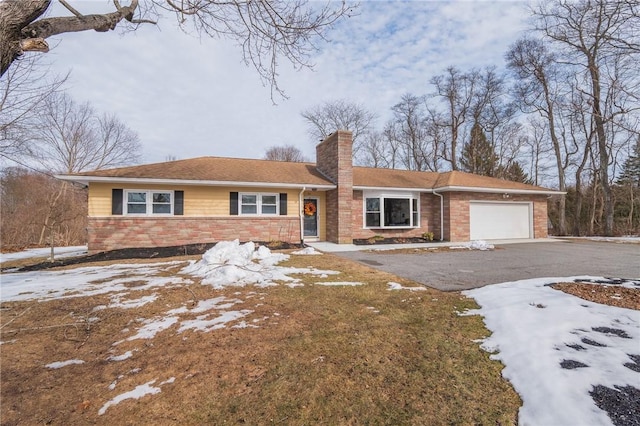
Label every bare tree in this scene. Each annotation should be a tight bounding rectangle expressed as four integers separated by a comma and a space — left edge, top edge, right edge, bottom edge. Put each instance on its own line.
523, 117, 555, 186
533, 0, 640, 235
430, 67, 478, 171
301, 99, 377, 161
32, 92, 141, 173
0, 0, 354, 98
385, 93, 437, 171
429, 66, 516, 174
358, 131, 392, 168
264, 144, 307, 162
506, 36, 572, 234
0, 168, 86, 250
0, 55, 67, 164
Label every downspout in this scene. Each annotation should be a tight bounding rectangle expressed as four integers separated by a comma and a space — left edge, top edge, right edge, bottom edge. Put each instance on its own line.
299, 187, 306, 245
432, 190, 444, 241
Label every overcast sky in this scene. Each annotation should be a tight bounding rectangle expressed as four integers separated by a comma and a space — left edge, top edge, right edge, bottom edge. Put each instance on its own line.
44, 0, 531, 165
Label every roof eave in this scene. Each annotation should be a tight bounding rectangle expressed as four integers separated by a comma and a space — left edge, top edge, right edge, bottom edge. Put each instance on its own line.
353, 185, 433, 192
55, 175, 336, 190
433, 185, 564, 195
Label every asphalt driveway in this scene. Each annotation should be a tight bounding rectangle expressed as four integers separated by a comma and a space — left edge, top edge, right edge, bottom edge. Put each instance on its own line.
334, 240, 640, 291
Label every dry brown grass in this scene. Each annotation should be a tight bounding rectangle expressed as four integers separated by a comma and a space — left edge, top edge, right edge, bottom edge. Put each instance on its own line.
552, 282, 639, 310
1, 252, 520, 425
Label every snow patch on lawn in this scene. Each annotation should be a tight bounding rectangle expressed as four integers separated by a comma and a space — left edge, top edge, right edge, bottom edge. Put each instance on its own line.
94, 293, 159, 311
107, 351, 135, 362
292, 247, 323, 255
0, 246, 88, 263
178, 309, 254, 333
463, 276, 640, 426
45, 359, 85, 369
99, 379, 164, 415
387, 282, 427, 291
315, 281, 363, 286
0, 262, 188, 302
117, 316, 180, 343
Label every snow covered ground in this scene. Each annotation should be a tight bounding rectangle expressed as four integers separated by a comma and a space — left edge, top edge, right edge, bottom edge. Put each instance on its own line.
463, 277, 640, 426
0, 246, 88, 263
1, 240, 638, 424
559, 236, 640, 244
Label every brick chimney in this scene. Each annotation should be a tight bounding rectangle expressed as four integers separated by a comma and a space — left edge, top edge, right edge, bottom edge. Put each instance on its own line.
316, 130, 353, 244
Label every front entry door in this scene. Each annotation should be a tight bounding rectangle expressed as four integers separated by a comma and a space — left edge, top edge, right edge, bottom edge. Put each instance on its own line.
303, 198, 318, 238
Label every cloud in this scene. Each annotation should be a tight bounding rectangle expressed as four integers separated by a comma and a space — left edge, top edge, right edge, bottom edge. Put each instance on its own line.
40, 1, 530, 165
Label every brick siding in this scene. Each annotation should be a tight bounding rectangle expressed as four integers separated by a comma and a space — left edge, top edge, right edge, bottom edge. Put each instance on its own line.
87, 216, 300, 253
352, 191, 442, 240
445, 192, 549, 241
316, 130, 353, 244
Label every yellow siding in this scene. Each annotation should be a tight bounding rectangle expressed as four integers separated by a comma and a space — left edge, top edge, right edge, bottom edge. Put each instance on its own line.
88, 184, 112, 217
88, 183, 305, 218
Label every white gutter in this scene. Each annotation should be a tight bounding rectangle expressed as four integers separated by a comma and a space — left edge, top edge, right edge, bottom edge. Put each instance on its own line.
299, 187, 306, 244
432, 189, 444, 242
55, 175, 335, 190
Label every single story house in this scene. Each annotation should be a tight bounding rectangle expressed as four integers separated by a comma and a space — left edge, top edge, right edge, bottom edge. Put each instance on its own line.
58, 130, 560, 253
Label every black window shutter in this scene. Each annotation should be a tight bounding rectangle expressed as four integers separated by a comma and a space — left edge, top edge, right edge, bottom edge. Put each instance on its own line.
174, 191, 184, 215
279, 193, 287, 215
112, 189, 123, 215
230, 192, 239, 215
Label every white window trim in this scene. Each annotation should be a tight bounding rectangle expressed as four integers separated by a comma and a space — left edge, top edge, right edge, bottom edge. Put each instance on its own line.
239, 192, 280, 216
124, 189, 174, 216
362, 190, 420, 229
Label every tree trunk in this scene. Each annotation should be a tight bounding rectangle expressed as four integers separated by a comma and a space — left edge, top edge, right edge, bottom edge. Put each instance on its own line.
0, 0, 138, 77
587, 55, 613, 236
450, 115, 458, 171
49, 227, 55, 262
537, 71, 567, 235
589, 177, 598, 236
573, 143, 591, 236
628, 185, 635, 233
0, 0, 50, 76
574, 187, 583, 236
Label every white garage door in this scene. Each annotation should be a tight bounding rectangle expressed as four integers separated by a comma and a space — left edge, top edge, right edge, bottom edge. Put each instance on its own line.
469, 202, 532, 240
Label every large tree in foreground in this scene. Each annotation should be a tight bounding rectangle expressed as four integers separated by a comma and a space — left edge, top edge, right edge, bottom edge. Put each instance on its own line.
506, 36, 570, 235
0, 0, 354, 96
532, 0, 640, 236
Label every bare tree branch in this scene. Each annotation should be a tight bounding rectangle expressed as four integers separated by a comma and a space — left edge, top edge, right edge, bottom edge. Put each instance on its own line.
301, 99, 376, 160
0, 0, 356, 99
29, 92, 141, 173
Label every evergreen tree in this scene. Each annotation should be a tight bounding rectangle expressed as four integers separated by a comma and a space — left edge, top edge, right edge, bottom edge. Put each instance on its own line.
460, 122, 498, 176
616, 136, 640, 188
499, 161, 533, 184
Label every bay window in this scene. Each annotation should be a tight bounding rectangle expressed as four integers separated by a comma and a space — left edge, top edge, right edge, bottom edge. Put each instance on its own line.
363, 191, 420, 228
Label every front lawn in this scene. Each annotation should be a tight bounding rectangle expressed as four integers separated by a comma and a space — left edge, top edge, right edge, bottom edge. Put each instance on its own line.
0, 246, 520, 425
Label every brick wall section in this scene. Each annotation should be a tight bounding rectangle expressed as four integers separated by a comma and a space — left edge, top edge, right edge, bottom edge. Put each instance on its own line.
87, 216, 300, 253
352, 191, 442, 240
316, 131, 353, 244
445, 192, 549, 242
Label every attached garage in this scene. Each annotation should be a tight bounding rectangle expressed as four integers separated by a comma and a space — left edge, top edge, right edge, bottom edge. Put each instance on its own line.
469, 201, 533, 240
